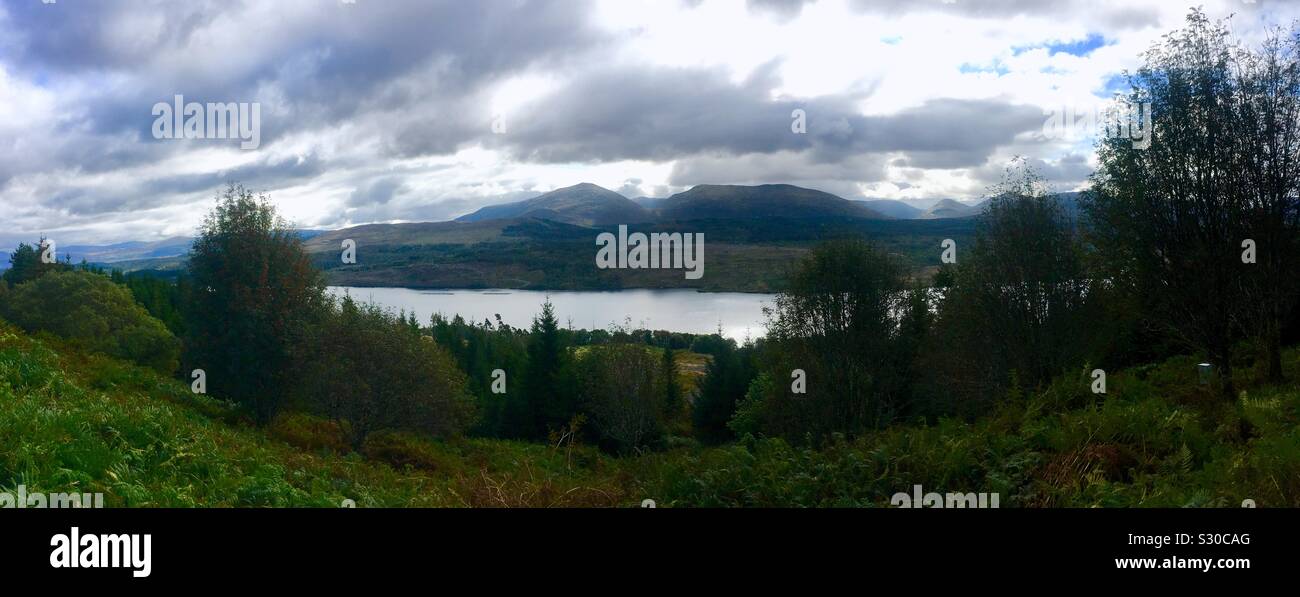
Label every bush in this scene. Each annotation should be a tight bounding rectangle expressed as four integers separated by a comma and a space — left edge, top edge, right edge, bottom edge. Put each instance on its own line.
0, 270, 180, 374
297, 296, 478, 447
268, 412, 352, 454
576, 343, 666, 453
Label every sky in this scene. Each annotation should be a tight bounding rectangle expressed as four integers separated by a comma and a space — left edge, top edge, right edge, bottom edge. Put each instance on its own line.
0, 0, 1296, 247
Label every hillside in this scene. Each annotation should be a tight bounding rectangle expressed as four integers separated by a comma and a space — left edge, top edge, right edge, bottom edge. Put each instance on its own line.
4, 315, 1298, 507
59, 237, 194, 263
303, 216, 976, 291
0, 320, 629, 507
303, 218, 532, 253
457, 183, 654, 226
658, 184, 886, 220
920, 198, 984, 219
860, 199, 925, 219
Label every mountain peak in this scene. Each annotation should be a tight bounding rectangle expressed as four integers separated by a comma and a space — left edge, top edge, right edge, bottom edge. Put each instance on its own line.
456, 183, 650, 227
920, 198, 982, 219
660, 183, 886, 220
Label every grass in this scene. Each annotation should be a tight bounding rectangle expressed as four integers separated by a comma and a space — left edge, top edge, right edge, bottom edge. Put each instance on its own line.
630, 351, 1300, 507
4, 317, 1299, 507
0, 321, 627, 507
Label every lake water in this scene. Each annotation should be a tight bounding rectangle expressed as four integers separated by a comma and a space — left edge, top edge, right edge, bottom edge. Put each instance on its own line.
327, 287, 775, 341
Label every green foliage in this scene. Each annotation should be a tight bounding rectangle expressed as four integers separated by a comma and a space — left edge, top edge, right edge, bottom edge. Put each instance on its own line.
926, 160, 1097, 416
120, 272, 188, 336
692, 339, 758, 443
512, 300, 577, 440
576, 343, 667, 453
1086, 9, 1300, 396
661, 347, 681, 419
632, 348, 1300, 507
183, 183, 325, 422
295, 296, 477, 446
0, 322, 630, 506
739, 239, 923, 441
4, 313, 1300, 508
0, 270, 180, 374
427, 312, 528, 437
2, 240, 67, 287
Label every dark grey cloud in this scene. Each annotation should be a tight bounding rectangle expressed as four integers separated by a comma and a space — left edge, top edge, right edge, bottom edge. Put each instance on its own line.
498, 64, 1042, 170
497, 63, 809, 163
848, 0, 1159, 28
1, 0, 612, 168
348, 176, 405, 208
0, 0, 615, 237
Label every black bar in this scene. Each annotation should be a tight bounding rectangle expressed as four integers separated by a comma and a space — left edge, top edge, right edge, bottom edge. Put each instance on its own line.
2, 508, 1285, 585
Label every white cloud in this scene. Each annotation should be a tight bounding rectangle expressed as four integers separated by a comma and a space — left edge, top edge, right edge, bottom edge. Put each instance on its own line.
2, 0, 1298, 245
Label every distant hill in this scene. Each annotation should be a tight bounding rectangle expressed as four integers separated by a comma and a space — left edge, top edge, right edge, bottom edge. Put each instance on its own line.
658, 184, 885, 221
631, 196, 666, 209
859, 199, 924, 219
60, 237, 194, 263
920, 198, 984, 219
303, 218, 533, 255
457, 183, 653, 227
0, 229, 328, 273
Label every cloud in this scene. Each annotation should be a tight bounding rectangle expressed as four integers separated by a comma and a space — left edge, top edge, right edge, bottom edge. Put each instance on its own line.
1, 0, 1296, 245
747, 0, 817, 20
499, 65, 1043, 171
847, 0, 1160, 29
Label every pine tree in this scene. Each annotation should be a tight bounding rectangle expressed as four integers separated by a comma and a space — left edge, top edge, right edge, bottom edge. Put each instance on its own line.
517, 300, 573, 439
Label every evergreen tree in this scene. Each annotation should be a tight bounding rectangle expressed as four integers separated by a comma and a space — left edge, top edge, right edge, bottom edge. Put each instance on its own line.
515, 300, 574, 439
2, 239, 64, 287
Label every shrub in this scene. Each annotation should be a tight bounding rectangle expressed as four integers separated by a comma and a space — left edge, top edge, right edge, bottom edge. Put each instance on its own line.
269, 412, 352, 454
0, 270, 180, 374
297, 296, 478, 447
576, 343, 666, 453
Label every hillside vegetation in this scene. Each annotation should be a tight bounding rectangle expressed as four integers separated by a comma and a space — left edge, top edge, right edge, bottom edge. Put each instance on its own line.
5, 318, 1298, 507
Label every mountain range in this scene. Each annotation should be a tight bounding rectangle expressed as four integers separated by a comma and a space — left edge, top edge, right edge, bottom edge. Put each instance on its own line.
455, 182, 984, 226
4, 184, 1079, 289
0, 230, 328, 271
